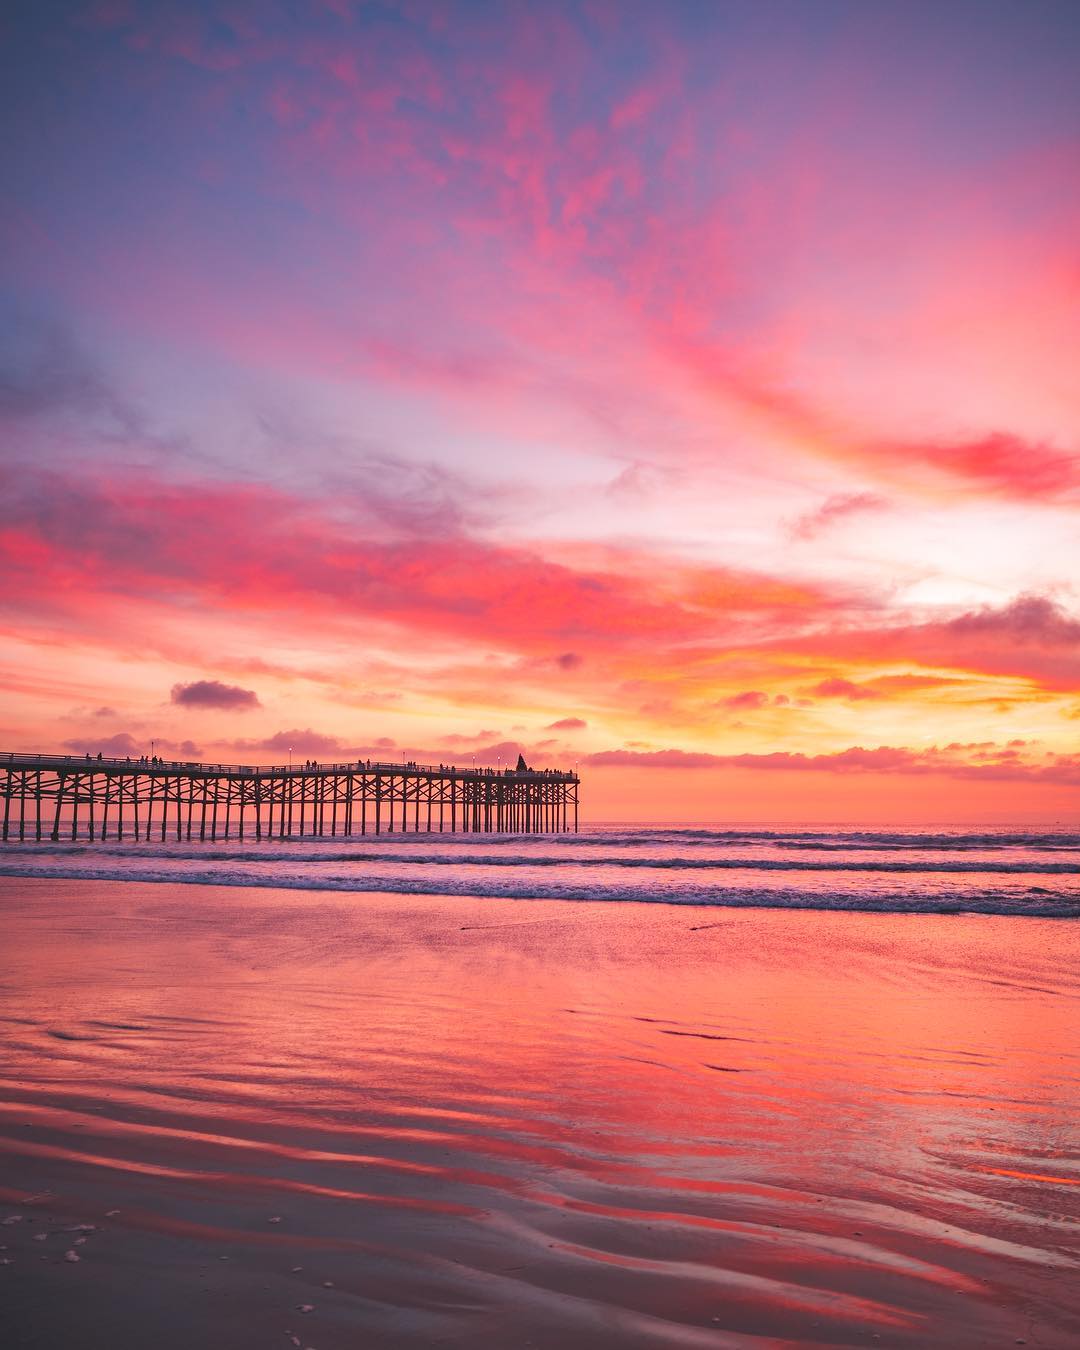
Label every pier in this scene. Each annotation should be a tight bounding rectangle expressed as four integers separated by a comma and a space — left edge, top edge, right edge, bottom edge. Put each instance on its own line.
0, 752, 580, 841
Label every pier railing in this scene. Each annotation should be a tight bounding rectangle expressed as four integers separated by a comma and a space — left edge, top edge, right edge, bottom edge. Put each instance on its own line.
0, 751, 576, 779
0, 751, 579, 841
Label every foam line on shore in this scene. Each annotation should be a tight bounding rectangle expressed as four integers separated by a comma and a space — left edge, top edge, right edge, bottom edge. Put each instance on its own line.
2, 862, 1077, 916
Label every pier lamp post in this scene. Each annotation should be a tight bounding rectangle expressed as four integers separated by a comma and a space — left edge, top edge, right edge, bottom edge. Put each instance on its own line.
288, 746, 292, 770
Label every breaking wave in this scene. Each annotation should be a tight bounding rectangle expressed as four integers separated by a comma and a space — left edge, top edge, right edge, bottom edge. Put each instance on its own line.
1, 871, 1078, 920
4, 843, 1079, 874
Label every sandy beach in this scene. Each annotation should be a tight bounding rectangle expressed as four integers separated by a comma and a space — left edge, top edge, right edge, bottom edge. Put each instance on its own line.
1, 876, 1077, 1347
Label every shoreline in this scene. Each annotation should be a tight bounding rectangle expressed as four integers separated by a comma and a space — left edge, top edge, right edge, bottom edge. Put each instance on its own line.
1, 864, 1078, 919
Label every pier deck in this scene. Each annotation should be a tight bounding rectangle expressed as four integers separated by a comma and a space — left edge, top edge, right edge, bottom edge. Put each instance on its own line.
0, 752, 579, 841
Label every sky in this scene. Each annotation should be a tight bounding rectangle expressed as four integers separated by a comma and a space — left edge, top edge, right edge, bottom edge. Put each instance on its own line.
2, 0, 1079, 822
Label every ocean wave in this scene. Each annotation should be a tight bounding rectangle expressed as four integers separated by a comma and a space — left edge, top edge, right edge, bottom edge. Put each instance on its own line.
567, 828, 1080, 851
3, 843, 1077, 874
8, 827, 1080, 854
1, 862, 1077, 917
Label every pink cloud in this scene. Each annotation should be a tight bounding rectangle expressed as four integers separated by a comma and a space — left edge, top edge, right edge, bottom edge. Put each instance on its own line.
946, 594, 1080, 644
171, 679, 261, 710
888, 433, 1080, 503
440, 729, 502, 745
720, 690, 771, 710
236, 728, 346, 757
665, 332, 1080, 504
586, 744, 1080, 785
759, 595, 1080, 695
60, 731, 203, 757
806, 678, 880, 701
0, 467, 848, 666
790, 492, 888, 540
588, 748, 728, 770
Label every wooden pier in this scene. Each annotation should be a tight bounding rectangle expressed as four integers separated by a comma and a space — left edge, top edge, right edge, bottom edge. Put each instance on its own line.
0, 752, 579, 842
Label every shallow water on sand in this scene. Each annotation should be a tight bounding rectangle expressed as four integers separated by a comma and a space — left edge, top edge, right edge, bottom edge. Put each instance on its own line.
1, 877, 1078, 1347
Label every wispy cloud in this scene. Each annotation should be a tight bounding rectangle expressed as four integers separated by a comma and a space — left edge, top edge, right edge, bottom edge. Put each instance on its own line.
790, 493, 888, 540
587, 743, 1080, 785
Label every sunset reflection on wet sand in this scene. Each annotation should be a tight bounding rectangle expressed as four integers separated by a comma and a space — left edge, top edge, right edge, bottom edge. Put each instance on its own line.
1, 877, 1077, 1347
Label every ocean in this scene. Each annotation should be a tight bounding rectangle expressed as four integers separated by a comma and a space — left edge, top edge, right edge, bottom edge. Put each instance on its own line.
1, 822, 1079, 917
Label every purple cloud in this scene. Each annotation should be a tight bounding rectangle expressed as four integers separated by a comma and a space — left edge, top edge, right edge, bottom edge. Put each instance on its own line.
171, 680, 261, 710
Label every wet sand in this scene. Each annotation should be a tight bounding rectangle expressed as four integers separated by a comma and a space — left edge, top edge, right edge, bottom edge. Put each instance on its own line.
1, 877, 1078, 1347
